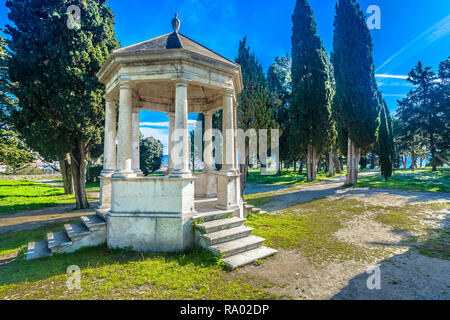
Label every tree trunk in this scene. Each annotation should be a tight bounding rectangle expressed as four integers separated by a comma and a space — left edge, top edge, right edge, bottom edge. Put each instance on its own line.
240, 141, 250, 198
370, 152, 375, 169
411, 149, 416, 172
430, 137, 437, 171
59, 153, 73, 194
306, 143, 319, 182
293, 159, 297, 173
436, 153, 450, 166
333, 150, 342, 174
402, 155, 407, 169
327, 151, 335, 177
345, 138, 360, 185
299, 158, 304, 174
70, 139, 89, 209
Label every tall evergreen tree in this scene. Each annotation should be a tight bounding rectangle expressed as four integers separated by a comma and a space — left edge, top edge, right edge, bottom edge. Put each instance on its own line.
378, 99, 393, 180
235, 37, 277, 195
435, 57, 450, 163
332, 0, 381, 185
290, 0, 335, 181
406, 62, 440, 171
5, 0, 119, 208
0, 37, 34, 169
267, 54, 292, 172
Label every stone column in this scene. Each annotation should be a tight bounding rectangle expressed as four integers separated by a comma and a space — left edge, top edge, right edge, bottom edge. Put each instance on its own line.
98, 96, 117, 211
131, 108, 143, 176
170, 80, 191, 177
113, 83, 136, 178
166, 112, 175, 175
222, 90, 236, 172
203, 111, 214, 172
217, 89, 240, 214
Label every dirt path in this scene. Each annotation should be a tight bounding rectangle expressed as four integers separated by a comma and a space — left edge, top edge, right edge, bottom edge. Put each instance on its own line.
237, 174, 450, 300
257, 171, 449, 212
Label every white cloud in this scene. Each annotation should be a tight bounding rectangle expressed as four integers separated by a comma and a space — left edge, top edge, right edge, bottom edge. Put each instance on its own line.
376, 74, 408, 80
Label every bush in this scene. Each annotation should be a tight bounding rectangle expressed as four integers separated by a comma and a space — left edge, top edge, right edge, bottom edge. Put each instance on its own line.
87, 164, 103, 183
140, 137, 163, 175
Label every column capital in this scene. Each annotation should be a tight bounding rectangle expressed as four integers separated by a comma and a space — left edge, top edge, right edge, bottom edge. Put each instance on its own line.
223, 88, 235, 96
173, 78, 190, 87
104, 95, 117, 103
118, 80, 134, 90
203, 110, 215, 117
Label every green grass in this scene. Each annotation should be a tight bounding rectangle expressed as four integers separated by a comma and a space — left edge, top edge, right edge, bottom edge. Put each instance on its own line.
245, 198, 448, 264
0, 179, 97, 214
0, 223, 276, 300
356, 168, 450, 193
246, 169, 346, 186
0, 220, 80, 256
245, 198, 385, 264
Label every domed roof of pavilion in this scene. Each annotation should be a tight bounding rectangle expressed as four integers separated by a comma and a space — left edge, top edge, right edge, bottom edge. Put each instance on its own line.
113, 32, 237, 67
97, 14, 243, 101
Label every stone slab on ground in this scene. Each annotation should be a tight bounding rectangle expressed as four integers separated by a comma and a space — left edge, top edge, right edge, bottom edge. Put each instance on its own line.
26, 241, 52, 260
221, 246, 277, 269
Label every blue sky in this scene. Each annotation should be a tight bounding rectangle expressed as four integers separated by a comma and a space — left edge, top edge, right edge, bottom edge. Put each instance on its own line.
1, 0, 449, 154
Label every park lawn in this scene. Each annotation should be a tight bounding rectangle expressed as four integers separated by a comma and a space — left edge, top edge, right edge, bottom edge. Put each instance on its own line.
246, 169, 346, 185
356, 168, 450, 193
0, 222, 276, 300
0, 179, 97, 215
245, 198, 449, 264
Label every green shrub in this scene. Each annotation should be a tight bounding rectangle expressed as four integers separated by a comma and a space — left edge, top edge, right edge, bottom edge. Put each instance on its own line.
87, 164, 103, 183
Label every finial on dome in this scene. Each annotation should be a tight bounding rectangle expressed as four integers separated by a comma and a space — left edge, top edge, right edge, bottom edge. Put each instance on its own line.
172, 13, 180, 33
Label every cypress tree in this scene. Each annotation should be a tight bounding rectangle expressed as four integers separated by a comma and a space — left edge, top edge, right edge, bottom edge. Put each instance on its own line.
378, 99, 393, 180
235, 37, 277, 194
332, 0, 381, 185
267, 54, 292, 172
291, 0, 335, 181
5, 0, 119, 208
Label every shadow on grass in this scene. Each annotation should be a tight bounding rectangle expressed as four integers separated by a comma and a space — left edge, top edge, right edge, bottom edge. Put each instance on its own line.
332, 214, 449, 300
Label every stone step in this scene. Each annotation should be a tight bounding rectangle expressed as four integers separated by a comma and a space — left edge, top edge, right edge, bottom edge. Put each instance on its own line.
81, 214, 106, 231
200, 225, 253, 246
193, 208, 234, 222
47, 231, 72, 252
221, 246, 277, 269
252, 207, 261, 213
209, 235, 265, 258
195, 197, 218, 204
65, 223, 90, 241
195, 217, 246, 234
26, 241, 52, 260
244, 204, 254, 210
95, 208, 109, 220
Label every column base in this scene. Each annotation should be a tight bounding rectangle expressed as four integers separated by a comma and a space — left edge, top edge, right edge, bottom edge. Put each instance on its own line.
195, 170, 217, 198
97, 170, 114, 210
216, 171, 240, 212
112, 170, 137, 179
134, 169, 145, 177
168, 169, 192, 178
